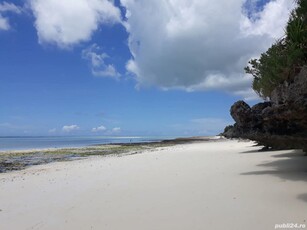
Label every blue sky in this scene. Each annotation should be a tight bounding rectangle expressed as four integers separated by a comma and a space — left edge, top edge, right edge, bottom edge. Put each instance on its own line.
0, 0, 295, 136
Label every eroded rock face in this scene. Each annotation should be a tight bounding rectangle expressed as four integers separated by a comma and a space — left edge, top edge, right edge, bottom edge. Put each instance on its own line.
223, 66, 307, 151
230, 101, 251, 127
271, 67, 307, 106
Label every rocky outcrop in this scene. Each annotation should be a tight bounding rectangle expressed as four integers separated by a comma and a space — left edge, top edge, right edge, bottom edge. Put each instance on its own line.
223, 66, 307, 152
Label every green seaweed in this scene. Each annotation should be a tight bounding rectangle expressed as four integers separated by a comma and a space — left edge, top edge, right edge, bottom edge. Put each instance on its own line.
0, 142, 173, 173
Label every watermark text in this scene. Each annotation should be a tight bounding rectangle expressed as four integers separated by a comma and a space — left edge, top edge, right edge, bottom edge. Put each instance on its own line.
275, 223, 306, 229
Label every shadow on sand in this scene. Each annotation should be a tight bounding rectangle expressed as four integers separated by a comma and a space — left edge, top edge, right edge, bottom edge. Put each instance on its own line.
240, 149, 307, 202
239, 143, 287, 154
297, 193, 307, 202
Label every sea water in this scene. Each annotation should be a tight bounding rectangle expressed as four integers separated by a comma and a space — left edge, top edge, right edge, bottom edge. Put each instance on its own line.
0, 136, 172, 151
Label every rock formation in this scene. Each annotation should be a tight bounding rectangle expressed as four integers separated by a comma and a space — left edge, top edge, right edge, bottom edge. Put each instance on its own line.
223, 66, 307, 152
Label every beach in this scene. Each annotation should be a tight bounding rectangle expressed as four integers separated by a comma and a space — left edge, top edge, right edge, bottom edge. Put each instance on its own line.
0, 139, 307, 230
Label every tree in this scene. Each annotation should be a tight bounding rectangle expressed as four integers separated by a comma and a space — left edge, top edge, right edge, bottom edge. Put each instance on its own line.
245, 0, 307, 99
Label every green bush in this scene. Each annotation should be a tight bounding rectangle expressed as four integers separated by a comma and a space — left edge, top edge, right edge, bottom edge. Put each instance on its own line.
245, 0, 307, 99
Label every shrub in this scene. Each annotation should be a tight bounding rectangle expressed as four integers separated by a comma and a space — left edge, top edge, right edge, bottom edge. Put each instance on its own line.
245, 0, 307, 99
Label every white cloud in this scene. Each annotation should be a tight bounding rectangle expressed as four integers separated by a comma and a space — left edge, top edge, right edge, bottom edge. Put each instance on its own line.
30, 0, 121, 48
233, 88, 259, 101
0, 2, 21, 31
0, 2, 20, 12
0, 17, 9, 30
241, 0, 294, 38
82, 44, 120, 78
121, 0, 295, 98
62, 125, 80, 132
92, 125, 107, 132
112, 127, 121, 133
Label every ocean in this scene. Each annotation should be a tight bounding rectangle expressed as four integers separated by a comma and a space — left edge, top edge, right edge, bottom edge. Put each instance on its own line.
0, 136, 172, 151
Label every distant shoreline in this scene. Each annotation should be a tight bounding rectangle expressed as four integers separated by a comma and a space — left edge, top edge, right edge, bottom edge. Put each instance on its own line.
0, 135, 180, 152
0, 135, 221, 152
0, 136, 224, 173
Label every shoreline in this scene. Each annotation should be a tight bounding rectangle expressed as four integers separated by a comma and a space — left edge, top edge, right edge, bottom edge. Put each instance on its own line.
0, 136, 225, 173
1, 139, 306, 229
0, 135, 222, 152
0, 136, 173, 153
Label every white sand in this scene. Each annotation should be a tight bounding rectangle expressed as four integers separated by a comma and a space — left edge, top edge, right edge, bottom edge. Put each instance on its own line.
1, 139, 307, 230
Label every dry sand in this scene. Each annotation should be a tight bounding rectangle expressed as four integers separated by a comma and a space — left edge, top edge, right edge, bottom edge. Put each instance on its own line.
0, 139, 307, 230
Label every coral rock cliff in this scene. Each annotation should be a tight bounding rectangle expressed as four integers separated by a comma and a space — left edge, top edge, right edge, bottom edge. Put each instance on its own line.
223, 66, 307, 152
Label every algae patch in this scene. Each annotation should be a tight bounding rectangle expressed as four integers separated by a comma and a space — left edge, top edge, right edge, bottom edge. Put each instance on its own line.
0, 142, 172, 173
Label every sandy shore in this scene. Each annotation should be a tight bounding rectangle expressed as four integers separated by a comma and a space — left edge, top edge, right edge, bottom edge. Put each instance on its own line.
1, 139, 307, 230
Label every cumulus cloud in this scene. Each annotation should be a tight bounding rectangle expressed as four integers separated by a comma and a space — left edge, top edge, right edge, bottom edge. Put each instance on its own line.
92, 125, 107, 132
241, 0, 294, 38
30, 0, 121, 48
62, 125, 80, 132
82, 44, 120, 78
121, 0, 295, 98
0, 2, 21, 30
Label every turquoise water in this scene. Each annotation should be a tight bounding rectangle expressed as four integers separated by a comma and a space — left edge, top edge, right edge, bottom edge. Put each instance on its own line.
0, 136, 172, 151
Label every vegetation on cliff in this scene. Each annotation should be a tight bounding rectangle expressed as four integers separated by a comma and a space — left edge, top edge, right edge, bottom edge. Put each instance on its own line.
244, 0, 307, 99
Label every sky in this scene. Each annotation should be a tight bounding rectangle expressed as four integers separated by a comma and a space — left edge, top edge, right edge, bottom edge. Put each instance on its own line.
0, 0, 296, 136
